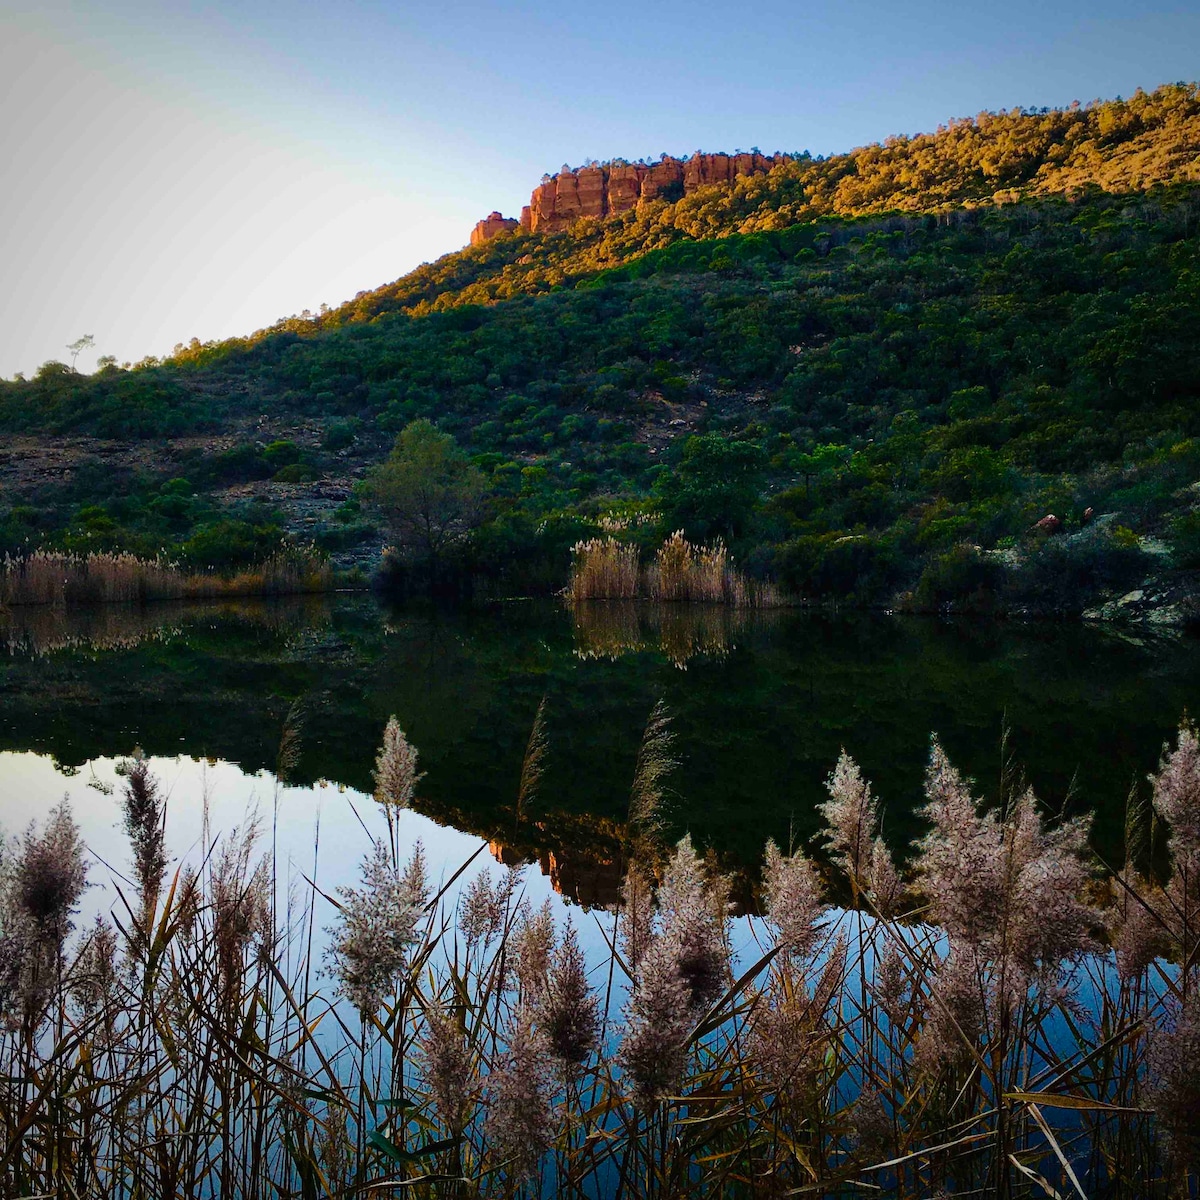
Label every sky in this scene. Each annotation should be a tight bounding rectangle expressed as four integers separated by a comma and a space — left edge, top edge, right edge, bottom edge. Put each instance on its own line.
1, 0, 1198, 378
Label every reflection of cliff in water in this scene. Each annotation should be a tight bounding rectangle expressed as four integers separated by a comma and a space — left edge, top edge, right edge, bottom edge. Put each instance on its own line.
571, 601, 782, 668
4, 595, 1200, 889
486, 817, 625, 909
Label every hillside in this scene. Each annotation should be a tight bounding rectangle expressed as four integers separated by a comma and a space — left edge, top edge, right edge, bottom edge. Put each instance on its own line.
3, 83, 1200, 615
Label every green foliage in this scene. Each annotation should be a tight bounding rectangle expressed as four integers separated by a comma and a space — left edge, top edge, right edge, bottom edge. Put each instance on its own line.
178, 519, 286, 569
360, 421, 489, 589
3, 84, 1200, 607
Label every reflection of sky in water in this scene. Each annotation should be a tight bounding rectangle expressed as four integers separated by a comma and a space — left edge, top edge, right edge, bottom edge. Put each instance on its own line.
0, 750, 628, 980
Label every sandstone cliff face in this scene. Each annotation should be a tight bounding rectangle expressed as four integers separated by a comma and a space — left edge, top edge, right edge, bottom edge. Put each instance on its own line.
469, 211, 520, 246
521, 151, 787, 233
470, 151, 788, 244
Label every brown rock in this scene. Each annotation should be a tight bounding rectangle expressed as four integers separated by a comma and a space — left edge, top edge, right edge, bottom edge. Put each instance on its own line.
469, 211, 519, 246
521, 151, 789, 233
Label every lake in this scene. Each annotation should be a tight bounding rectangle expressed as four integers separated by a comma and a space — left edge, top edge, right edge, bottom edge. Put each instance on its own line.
2, 595, 1197, 910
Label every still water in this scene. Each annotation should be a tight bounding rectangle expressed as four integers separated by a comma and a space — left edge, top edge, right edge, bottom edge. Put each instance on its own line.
1, 595, 1198, 910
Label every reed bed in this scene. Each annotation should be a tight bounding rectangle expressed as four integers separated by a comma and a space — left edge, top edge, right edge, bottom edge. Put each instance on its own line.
2, 711, 1199, 1198
567, 537, 641, 602
570, 531, 783, 607
0, 549, 335, 608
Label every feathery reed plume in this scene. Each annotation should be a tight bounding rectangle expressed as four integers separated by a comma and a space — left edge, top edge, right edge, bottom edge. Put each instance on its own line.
211, 823, 270, 1000
1146, 993, 1200, 1173
918, 946, 985, 1071
326, 839, 422, 1016
485, 1004, 554, 1183
869, 835, 902, 917
542, 918, 600, 1074
618, 932, 693, 1108
762, 838, 827, 962
69, 915, 118, 1016
401, 839, 430, 910
16, 801, 87, 946
1111, 871, 1171, 982
657, 834, 729, 1010
848, 1086, 893, 1162
6, 803, 88, 1019
516, 695, 549, 824
417, 999, 475, 1136
119, 755, 167, 931
915, 740, 1095, 986
627, 699, 676, 846
620, 860, 655, 974
749, 933, 847, 1113
460, 871, 502, 949
275, 697, 306, 786
510, 898, 556, 1000
819, 750, 879, 896
373, 715, 423, 866
1149, 719, 1200, 969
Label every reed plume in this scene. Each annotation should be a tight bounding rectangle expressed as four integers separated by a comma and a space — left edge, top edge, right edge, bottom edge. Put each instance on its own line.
326, 839, 422, 1016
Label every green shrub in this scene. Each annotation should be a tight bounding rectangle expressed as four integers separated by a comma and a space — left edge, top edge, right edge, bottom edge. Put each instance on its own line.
273, 463, 317, 483
914, 544, 1004, 610
1168, 511, 1200, 568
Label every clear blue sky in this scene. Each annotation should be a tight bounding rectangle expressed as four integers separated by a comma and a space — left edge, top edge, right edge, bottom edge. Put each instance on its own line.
2, 0, 1197, 378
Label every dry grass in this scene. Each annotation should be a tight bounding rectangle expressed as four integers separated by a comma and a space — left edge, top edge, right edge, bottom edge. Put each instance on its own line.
567, 537, 640, 601
570, 531, 784, 607
0, 549, 334, 608
2, 713, 1198, 1198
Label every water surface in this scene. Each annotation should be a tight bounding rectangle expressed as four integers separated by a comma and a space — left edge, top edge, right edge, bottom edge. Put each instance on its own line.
1, 596, 1197, 905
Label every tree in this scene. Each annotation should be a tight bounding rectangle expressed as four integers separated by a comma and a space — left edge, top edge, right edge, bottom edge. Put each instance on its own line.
66, 335, 94, 372
362, 420, 489, 582
655, 434, 765, 542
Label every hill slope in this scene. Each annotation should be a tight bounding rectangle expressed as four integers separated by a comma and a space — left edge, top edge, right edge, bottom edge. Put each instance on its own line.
3, 84, 1200, 615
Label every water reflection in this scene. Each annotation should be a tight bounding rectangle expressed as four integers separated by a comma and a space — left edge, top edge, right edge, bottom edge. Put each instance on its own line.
2, 597, 1199, 910
0, 595, 333, 657
571, 600, 781, 667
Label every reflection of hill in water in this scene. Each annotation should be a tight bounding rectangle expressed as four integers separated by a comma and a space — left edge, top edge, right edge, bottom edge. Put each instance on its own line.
572, 601, 782, 668
3, 597, 1200, 904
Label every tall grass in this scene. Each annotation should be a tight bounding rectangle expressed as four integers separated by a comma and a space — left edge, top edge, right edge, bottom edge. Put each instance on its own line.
2, 712, 1198, 1197
570, 531, 782, 607
567, 537, 641, 602
0, 549, 335, 609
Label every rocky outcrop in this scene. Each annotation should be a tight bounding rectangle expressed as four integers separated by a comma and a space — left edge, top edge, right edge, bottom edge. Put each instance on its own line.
469, 211, 520, 246
519, 152, 789, 234
469, 152, 789, 246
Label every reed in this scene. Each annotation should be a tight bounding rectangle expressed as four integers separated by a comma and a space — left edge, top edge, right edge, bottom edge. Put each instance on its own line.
570, 531, 783, 607
567, 537, 641, 602
1, 713, 1197, 1198
0, 548, 335, 609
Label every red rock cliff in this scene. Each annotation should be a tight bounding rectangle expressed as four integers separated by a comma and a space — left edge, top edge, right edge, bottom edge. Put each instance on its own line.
521, 151, 788, 233
470, 211, 520, 246
469, 152, 788, 243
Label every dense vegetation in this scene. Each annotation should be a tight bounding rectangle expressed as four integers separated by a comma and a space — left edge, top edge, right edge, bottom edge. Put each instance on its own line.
3, 84, 1200, 606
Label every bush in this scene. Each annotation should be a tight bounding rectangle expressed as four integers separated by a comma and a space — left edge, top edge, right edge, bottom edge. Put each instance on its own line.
776, 532, 904, 601
1169, 511, 1200, 568
322, 420, 359, 451
178, 520, 285, 569
913, 544, 1004, 611
272, 463, 317, 483
1006, 526, 1151, 613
